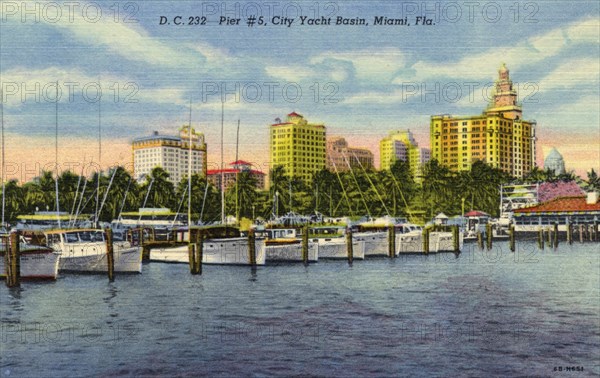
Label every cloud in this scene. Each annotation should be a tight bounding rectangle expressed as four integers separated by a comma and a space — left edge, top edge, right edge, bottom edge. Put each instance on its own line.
15, 0, 206, 68
399, 16, 600, 83
311, 47, 405, 84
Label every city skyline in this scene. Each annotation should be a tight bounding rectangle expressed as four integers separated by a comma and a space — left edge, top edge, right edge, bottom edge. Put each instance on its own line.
1, 1, 598, 181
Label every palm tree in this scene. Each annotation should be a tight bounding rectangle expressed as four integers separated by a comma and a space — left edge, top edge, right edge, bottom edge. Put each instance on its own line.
585, 169, 600, 191
269, 165, 289, 216
1, 180, 24, 222
140, 167, 175, 209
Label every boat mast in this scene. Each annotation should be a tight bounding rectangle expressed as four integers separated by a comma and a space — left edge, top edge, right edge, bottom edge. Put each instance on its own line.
235, 118, 240, 222
220, 99, 225, 224
54, 82, 61, 228
188, 97, 192, 228
1, 88, 5, 229
94, 97, 101, 228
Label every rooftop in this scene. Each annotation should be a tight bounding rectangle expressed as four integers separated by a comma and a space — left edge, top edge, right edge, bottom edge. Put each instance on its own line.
514, 195, 600, 214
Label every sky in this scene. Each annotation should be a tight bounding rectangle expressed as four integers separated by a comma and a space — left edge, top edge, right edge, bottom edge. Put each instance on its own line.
1, 0, 599, 182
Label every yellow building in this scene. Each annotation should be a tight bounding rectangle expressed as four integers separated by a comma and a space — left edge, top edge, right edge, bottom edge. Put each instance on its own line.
270, 112, 326, 183
430, 64, 536, 177
326, 136, 374, 172
379, 130, 430, 178
132, 126, 207, 184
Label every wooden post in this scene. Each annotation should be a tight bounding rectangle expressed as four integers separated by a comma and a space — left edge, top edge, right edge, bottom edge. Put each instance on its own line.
105, 228, 115, 282
194, 229, 203, 275
248, 229, 256, 266
477, 231, 483, 250
594, 221, 598, 242
452, 225, 460, 253
579, 224, 584, 243
5, 232, 20, 287
486, 223, 492, 250
547, 226, 552, 247
346, 229, 353, 263
567, 223, 572, 245
553, 223, 559, 248
589, 224, 593, 242
509, 224, 515, 252
301, 225, 309, 264
538, 227, 544, 250
422, 228, 429, 255
388, 226, 396, 258
188, 244, 196, 273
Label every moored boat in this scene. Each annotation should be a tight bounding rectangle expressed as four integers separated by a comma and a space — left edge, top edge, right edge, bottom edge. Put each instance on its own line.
262, 228, 318, 262
310, 226, 365, 260
40, 229, 143, 273
0, 234, 60, 280
150, 226, 266, 266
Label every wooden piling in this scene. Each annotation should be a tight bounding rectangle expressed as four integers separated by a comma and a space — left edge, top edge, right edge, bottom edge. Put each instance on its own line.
346, 229, 353, 263
537, 227, 544, 250
188, 244, 196, 273
477, 231, 483, 250
194, 229, 203, 275
248, 229, 256, 266
589, 224, 593, 242
105, 228, 115, 282
579, 224, 584, 243
509, 224, 515, 252
301, 225, 309, 264
5, 232, 20, 287
594, 221, 598, 242
486, 223, 492, 250
547, 226, 552, 248
553, 223, 559, 248
567, 223, 572, 245
388, 226, 396, 258
452, 225, 460, 253
422, 228, 429, 255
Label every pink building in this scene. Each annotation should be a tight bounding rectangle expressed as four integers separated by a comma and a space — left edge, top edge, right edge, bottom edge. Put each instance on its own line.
207, 160, 266, 191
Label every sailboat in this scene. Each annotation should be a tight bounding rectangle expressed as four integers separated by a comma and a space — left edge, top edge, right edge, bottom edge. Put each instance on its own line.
150, 101, 265, 265
32, 94, 142, 273
0, 89, 60, 280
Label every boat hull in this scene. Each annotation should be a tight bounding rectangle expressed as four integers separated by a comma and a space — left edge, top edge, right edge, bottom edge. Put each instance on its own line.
353, 231, 388, 256
0, 249, 60, 280
265, 242, 318, 262
150, 238, 267, 266
396, 232, 463, 254
313, 238, 365, 260
58, 242, 142, 273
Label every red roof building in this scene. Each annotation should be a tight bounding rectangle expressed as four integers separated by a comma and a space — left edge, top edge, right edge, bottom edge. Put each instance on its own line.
206, 161, 266, 191
513, 193, 600, 228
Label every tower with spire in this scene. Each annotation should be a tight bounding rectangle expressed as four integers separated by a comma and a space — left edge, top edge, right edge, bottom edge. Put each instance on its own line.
486, 63, 522, 120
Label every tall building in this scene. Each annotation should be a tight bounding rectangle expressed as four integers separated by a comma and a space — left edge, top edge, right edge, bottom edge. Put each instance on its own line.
379, 130, 430, 178
269, 112, 326, 183
430, 64, 536, 177
544, 147, 566, 175
207, 160, 266, 191
132, 126, 207, 184
326, 136, 374, 172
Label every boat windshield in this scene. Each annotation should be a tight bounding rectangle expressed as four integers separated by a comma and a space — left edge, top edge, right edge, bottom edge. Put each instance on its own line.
62, 231, 105, 243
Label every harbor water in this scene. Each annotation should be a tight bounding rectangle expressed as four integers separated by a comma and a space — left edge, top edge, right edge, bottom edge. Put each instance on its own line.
1, 241, 599, 376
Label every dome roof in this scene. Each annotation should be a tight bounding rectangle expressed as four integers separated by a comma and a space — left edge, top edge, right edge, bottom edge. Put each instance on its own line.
546, 147, 563, 161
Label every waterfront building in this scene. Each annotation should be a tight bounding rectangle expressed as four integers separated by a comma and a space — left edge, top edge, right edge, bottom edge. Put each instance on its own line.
132, 126, 207, 184
544, 147, 566, 175
269, 112, 327, 183
206, 160, 266, 191
513, 192, 600, 231
430, 64, 536, 177
379, 129, 430, 178
326, 136, 374, 172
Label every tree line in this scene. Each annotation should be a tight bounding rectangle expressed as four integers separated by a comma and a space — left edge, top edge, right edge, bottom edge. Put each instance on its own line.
2, 160, 599, 224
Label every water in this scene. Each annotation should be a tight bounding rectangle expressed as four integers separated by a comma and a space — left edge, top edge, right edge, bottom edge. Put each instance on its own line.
2, 241, 599, 377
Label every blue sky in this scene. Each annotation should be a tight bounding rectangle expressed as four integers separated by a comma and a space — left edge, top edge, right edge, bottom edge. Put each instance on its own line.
1, 0, 598, 179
